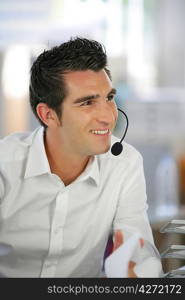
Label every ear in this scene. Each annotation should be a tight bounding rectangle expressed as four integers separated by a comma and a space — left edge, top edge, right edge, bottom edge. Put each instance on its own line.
36, 103, 60, 127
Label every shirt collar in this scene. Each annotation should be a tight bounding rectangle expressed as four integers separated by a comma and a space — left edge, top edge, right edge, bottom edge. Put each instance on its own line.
74, 155, 100, 186
24, 127, 51, 179
24, 127, 100, 186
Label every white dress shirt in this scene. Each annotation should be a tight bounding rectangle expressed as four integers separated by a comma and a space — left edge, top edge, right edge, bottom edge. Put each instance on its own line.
0, 126, 162, 277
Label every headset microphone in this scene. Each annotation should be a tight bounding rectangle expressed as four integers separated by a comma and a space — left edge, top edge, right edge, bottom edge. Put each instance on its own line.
111, 108, 129, 156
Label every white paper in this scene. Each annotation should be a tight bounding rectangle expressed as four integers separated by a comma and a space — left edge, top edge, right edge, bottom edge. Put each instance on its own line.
104, 232, 141, 278
176, 265, 185, 271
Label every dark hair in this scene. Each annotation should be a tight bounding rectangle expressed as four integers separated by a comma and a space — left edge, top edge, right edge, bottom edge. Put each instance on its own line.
29, 37, 111, 128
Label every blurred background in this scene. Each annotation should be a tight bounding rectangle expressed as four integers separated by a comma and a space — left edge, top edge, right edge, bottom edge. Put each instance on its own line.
1, 0, 185, 274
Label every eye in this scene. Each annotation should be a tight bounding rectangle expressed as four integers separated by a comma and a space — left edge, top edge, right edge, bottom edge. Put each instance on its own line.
107, 94, 115, 101
80, 100, 93, 106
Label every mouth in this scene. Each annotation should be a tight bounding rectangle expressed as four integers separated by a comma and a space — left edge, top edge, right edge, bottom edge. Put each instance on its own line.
90, 129, 111, 136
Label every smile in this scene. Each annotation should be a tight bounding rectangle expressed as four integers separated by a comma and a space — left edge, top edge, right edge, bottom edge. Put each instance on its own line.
91, 129, 110, 135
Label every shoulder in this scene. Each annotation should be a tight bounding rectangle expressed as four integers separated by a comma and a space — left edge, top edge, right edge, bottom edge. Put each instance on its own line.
0, 128, 39, 162
96, 135, 144, 186
99, 135, 142, 164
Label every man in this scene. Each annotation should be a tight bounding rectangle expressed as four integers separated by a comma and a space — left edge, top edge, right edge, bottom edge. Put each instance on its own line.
0, 37, 162, 277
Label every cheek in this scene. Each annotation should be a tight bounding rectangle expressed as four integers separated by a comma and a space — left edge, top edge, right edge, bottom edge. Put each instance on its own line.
112, 105, 118, 121
115, 109, 118, 120
75, 111, 92, 125
65, 113, 91, 134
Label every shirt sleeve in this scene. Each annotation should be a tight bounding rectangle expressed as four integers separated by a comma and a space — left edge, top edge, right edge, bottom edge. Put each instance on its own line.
113, 152, 163, 277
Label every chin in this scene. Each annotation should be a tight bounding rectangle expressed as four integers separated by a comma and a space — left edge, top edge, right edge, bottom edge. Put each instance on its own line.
94, 144, 110, 155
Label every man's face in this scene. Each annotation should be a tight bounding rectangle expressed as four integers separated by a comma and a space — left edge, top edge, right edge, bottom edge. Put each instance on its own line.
56, 69, 118, 158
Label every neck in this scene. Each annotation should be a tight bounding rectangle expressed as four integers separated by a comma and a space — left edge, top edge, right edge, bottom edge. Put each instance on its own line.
44, 128, 90, 185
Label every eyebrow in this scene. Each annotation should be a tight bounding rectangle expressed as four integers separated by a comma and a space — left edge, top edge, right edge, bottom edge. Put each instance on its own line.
73, 88, 117, 104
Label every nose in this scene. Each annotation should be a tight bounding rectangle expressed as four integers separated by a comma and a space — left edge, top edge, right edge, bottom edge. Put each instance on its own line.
95, 101, 117, 125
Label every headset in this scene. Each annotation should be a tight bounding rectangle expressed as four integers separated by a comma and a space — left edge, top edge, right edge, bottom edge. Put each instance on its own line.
111, 108, 129, 156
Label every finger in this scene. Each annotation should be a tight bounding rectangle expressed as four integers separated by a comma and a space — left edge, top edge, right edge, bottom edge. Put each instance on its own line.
128, 260, 137, 278
139, 238, 144, 248
128, 261, 136, 269
113, 230, 124, 252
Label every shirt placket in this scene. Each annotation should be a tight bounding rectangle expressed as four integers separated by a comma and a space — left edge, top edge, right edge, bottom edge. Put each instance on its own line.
40, 188, 69, 277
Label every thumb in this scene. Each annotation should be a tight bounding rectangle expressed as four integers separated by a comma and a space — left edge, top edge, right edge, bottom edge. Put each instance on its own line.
128, 261, 137, 278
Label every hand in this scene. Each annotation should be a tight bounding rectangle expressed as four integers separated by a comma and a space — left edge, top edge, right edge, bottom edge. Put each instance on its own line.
113, 230, 144, 278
